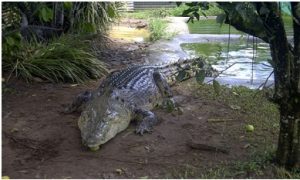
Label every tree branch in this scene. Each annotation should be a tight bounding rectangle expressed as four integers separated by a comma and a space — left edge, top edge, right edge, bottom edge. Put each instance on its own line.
217, 2, 270, 43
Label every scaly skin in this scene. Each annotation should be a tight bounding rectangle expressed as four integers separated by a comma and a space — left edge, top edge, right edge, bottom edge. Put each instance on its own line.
66, 57, 213, 150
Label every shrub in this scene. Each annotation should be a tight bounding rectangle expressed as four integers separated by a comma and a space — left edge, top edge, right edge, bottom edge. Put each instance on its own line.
3, 35, 108, 83
148, 18, 168, 41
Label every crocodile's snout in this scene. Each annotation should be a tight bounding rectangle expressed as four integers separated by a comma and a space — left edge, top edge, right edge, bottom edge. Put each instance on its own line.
82, 136, 101, 151
81, 131, 105, 151
88, 145, 100, 151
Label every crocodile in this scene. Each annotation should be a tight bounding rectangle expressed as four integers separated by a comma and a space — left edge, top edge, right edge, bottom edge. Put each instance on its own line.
66, 57, 214, 151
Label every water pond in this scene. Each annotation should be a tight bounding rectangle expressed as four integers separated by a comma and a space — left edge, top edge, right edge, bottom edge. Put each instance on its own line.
181, 40, 274, 88
108, 26, 150, 42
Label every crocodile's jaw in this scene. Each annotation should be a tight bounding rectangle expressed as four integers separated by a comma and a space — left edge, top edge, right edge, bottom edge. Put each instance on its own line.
80, 114, 131, 150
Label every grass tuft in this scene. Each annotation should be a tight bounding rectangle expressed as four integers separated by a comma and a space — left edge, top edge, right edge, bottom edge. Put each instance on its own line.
148, 18, 168, 41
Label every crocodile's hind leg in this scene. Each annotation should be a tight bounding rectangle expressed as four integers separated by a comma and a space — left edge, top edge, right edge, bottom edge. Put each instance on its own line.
134, 109, 158, 135
153, 71, 176, 111
153, 71, 173, 98
64, 91, 93, 113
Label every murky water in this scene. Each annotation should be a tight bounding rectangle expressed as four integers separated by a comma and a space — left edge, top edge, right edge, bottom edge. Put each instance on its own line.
108, 26, 150, 42
180, 39, 274, 89
181, 41, 273, 82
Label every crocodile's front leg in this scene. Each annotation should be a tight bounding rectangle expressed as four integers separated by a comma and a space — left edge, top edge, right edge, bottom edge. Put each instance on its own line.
64, 91, 93, 113
134, 108, 158, 135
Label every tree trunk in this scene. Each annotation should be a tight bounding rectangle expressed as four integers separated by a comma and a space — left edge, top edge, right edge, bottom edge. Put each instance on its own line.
217, 2, 300, 169
266, 3, 299, 169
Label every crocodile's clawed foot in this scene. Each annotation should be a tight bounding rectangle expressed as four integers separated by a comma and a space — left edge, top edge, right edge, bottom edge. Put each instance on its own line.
162, 98, 177, 112
59, 104, 73, 114
64, 91, 93, 114
134, 109, 157, 136
63, 105, 73, 114
135, 122, 152, 135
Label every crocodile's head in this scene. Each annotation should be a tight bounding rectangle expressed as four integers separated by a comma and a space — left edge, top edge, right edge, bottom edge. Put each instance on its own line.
78, 90, 130, 151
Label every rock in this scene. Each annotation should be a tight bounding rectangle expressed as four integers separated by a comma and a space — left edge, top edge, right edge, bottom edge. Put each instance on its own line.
33, 77, 44, 83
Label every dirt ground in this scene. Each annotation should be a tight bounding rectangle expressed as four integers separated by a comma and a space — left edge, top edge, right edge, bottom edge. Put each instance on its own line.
2, 35, 279, 178
2, 80, 249, 178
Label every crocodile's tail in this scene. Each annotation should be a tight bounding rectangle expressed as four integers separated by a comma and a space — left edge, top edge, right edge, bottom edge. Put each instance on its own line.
157, 57, 215, 85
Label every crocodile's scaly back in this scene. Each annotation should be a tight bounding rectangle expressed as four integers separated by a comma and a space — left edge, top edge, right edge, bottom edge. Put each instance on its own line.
102, 57, 208, 88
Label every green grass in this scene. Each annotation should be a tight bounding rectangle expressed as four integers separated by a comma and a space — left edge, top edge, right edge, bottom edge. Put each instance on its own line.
200, 149, 300, 179
167, 80, 288, 178
199, 149, 275, 178
3, 35, 108, 83
193, 84, 280, 146
168, 81, 299, 178
188, 15, 293, 35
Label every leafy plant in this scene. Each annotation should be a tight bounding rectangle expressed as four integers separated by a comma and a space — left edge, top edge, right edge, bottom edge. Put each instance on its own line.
3, 35, 108, 83
38, 5, 53, 22
2, 31, 22, 57
2, 2, 120, 40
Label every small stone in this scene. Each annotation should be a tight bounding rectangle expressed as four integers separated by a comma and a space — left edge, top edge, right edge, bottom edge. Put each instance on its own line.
232, 92, 239, 96
177, 107, 183, 115
140, 176, 148, 179
230, 105, 241, 110
115, 169, 123, 175
18, 170, 28, 174
144, 146, 150, 152
243, 143, 251, 149
10, 127, 19, 133
33, 77, 44, 83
